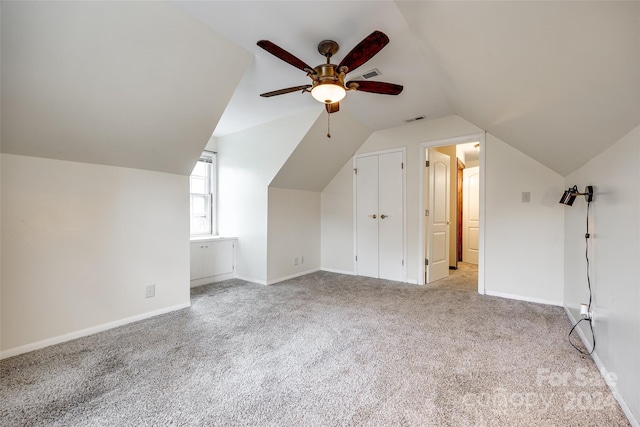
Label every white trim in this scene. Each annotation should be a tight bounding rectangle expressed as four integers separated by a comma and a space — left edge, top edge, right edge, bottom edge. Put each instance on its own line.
355, 147, 408, 158
266, 268, 320, 285
418, 133, 486, 295
190, 272, 236, 288
353, 147, 407, 281
0, 302, 191, 360
564, 306, 640, 427
402, 148, 408, 282
352, 155, 358, 275
190, 235, 237, 243
485, 290, 562, 307
321, 267, 355, 275
406, 279, 418, 285
477, 133, 486, 295
234, 275, 267, 285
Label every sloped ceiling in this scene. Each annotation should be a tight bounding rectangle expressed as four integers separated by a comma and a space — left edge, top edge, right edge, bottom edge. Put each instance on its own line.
176, 1, 453, 137
397, 0, 640, 175
2, 1, 637, 178
1, 1, 251, 175
178, 0, 639, 176
270, 108, 372, 192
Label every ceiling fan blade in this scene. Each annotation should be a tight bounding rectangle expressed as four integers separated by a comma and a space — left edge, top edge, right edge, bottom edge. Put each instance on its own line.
260, 85, 312, 97
325, 102, 340, 114
257, 40, 314, 73
338, 31, 389, 74
346, 80, 403, 95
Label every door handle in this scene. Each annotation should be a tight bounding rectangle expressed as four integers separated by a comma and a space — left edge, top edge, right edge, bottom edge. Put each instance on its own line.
380, 214, 388, 219
369, 214, 377, 219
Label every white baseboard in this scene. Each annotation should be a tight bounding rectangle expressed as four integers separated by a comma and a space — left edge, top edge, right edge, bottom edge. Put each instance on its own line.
484, 290, 562, 307
234, 275, 267, 285
320, 269, 416, 284
190, 272, 236, 288
266, 268, 320, 285
320, 267, 355, 275
564, 306, 639, 427
0, 302, 191, 360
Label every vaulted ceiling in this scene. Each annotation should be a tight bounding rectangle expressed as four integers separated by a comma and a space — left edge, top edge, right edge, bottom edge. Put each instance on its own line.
1, 1, 252, 175
2, 1, 638, 177
177, 0, 639, 176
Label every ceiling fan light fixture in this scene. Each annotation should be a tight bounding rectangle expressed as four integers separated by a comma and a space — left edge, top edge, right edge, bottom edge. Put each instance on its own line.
311, 81, 346, 104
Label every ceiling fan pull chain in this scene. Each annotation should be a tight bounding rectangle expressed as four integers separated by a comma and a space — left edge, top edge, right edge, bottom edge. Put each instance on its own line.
327, 109, 331, 138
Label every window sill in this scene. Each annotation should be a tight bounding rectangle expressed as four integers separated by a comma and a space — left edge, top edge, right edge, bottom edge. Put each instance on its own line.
190, 235, 237, 243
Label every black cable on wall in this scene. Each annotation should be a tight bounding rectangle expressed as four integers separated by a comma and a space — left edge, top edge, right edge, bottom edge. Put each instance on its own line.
568, 201, 596, 355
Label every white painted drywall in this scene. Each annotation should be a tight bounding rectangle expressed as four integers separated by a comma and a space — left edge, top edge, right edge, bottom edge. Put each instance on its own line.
267, 187, 321, 283
320, 115, 566, 304
484, 134, 564, 304
270, 109, 372, 191
0, 6, 3, 351
321, 161, 355, 275
217, 108, 320, 284
1, 1, 251, 175
1, 154, 190, 354
564, 124, 640, 423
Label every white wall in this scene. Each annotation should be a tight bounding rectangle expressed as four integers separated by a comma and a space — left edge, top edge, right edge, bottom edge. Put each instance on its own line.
270, 109, 371, 192
267, 187, 320, 283
1, 154, 190, 356
321, 162, 355, 274
0, 6, 3, 353
484, 134, 565, 304
320, 115, 566, 305
564, 125, 640, 423
217, 108, 319, 284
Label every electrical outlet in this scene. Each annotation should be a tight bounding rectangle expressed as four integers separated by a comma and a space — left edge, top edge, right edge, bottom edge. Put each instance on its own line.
521, 192, 531, 203
294, 257, 299, 266
301, 256, 305, 264
145, 284, 155, 298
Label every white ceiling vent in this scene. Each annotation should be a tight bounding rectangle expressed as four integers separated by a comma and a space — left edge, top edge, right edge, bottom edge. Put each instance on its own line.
352, 68, 381, 80
405, 115, 426, 123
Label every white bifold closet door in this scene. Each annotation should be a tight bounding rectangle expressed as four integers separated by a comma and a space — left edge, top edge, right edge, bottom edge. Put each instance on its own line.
355, 151, 404, 281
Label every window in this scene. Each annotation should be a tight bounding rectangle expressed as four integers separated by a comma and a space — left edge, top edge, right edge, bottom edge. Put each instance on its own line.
190, 151, 216, 235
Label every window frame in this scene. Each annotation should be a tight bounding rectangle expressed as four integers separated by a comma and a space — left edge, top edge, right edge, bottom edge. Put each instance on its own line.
190, 151, 217, 236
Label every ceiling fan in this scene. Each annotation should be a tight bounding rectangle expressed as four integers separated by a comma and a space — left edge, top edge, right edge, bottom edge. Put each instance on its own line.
257, 31, 403, 120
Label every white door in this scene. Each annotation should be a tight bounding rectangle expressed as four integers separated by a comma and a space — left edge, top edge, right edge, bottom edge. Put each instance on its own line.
355, 151, 404, 281
463, 166, 480, 264
426, 149, 450, 283
378, 152, 404, 281
355, 155, 379, 278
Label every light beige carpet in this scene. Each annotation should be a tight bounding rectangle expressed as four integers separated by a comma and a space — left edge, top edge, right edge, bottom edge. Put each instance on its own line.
0, 265, 630, 426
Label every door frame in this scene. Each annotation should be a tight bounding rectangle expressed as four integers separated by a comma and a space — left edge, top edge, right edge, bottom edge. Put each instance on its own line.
457, 158, 465, 264
418, 134, 486, 294
353, 147, 407, 281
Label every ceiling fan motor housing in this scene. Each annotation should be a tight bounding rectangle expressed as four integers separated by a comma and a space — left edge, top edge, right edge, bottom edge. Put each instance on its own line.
313, 64, 344, 85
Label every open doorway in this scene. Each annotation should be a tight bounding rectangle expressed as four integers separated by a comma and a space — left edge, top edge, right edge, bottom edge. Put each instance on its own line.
419, 135, 484, 294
